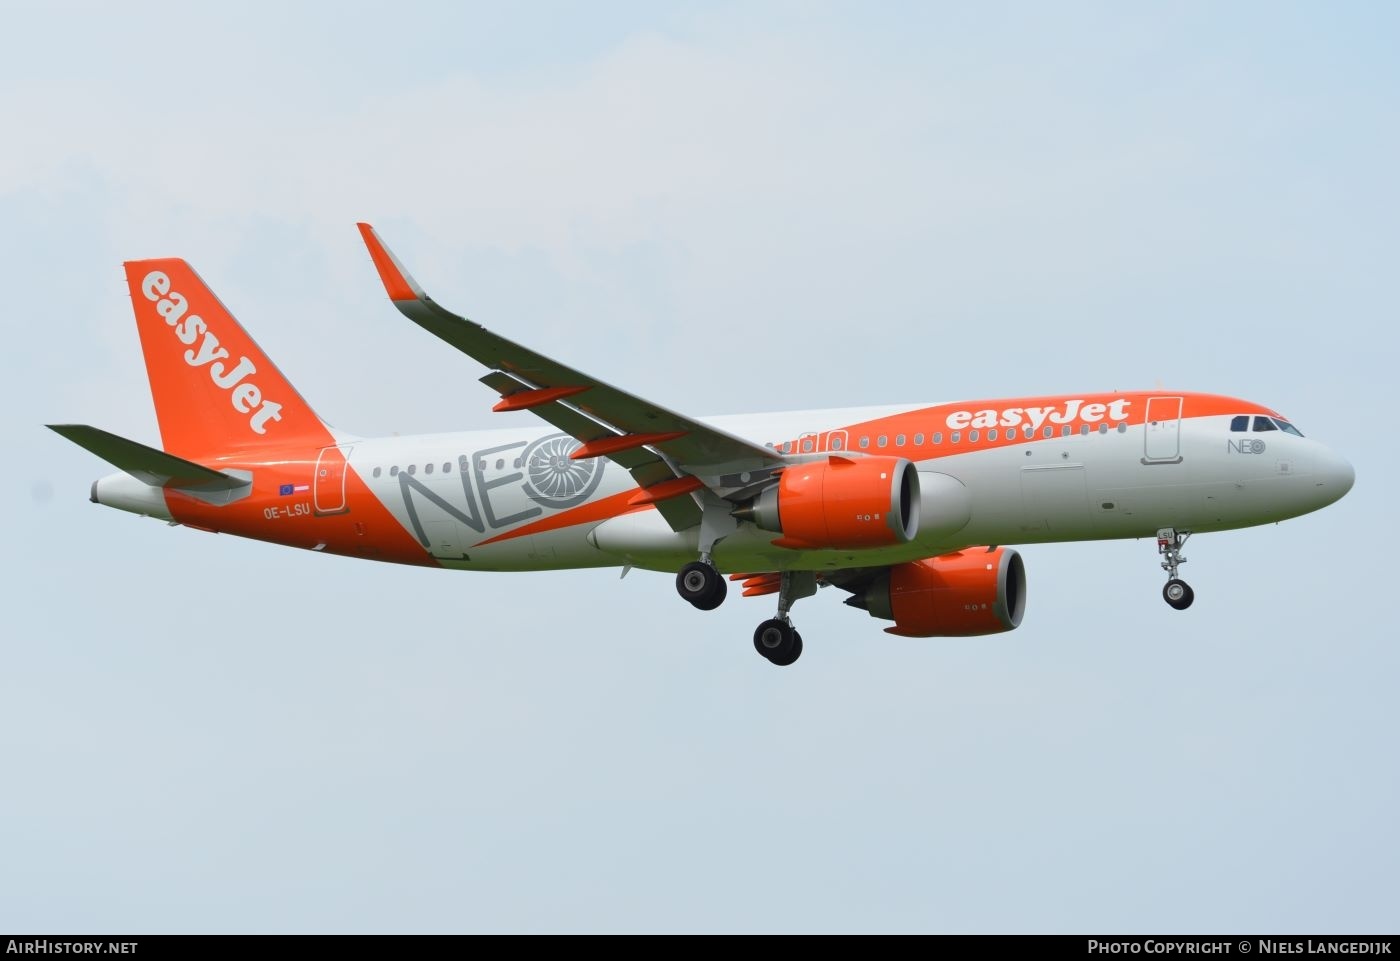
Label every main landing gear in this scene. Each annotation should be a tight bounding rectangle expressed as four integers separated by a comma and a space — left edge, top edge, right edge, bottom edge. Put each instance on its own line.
674, 488, 815, 665
676, 559, 727, 610
675, 495, 738, 612
1157, 528, 1195, 611
674, 559, 816, 667
754, 619, 802, 667
753, 571, 816, 668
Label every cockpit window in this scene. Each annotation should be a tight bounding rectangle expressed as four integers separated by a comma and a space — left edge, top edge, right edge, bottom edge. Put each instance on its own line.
1253, 416, 1277, 432
1274, 418, 1304, 437
1230, 415, 1249, 432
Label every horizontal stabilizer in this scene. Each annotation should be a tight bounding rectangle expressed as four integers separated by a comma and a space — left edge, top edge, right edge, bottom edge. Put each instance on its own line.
47, 425, 250, 491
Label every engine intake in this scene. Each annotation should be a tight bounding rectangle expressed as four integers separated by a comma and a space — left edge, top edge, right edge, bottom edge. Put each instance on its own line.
741, 455, 919, 550
850, 547, 1027, 637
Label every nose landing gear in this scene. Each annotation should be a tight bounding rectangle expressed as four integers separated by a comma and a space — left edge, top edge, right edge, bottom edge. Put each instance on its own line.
1157, 528, 1194, 610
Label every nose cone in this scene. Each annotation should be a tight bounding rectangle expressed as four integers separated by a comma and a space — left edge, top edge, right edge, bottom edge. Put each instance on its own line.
1312, 447, 1355, 509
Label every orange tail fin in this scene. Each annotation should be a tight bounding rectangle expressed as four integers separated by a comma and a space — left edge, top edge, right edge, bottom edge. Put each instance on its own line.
124, 259, 332, 457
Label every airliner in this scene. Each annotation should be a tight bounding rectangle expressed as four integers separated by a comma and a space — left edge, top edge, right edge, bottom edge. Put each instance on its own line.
50, 224, 1355, 666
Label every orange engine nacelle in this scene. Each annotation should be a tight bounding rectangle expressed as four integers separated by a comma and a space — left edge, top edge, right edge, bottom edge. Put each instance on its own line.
743, 456, 919, 550
850, 548, 1027, 637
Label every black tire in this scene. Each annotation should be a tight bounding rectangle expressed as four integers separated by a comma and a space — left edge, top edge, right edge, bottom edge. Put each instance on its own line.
692, 574, 727, 611
770, 633, 803, 667
753, 618, 798, 664
677, 561, 725, 610
1163, 578, 1195, 611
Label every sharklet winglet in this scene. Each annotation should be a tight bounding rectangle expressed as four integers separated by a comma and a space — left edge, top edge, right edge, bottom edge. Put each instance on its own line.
357, 223, 427, 302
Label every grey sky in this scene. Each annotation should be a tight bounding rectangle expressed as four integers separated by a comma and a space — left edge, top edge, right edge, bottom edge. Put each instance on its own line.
1, 1, 1395, 933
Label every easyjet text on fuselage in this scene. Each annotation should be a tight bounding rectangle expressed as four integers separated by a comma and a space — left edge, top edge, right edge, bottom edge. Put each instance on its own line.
945, 398, 1133, 432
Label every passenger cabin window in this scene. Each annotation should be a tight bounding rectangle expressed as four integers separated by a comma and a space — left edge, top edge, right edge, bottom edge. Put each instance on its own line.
831, 437, 844, 451
1230, 415, 1249, 432
895, 434, 906, 446
1062, 425, 1072, 437
933, 432, 943, 444
1253, 416, 1277, 432
877, 435, 888, 448
969, 430, 980, 442
987, 429, 998, 441
913, 433, 924, 445
373, 467, 382, 478
859, 436, 870, 449
425, 463, 434, 474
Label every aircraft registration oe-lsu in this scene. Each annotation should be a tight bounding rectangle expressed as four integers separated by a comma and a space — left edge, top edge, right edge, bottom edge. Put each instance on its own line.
50, 224, 1355, 667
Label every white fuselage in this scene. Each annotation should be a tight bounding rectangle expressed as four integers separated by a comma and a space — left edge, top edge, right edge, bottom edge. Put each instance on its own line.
338, 404, 1351, 574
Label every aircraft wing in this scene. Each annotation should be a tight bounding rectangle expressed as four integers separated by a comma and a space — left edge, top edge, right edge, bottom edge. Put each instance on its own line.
357, 223, 785, 531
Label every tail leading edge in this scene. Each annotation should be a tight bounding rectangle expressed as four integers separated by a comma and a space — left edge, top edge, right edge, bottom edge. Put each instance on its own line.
124, 259, 332, 457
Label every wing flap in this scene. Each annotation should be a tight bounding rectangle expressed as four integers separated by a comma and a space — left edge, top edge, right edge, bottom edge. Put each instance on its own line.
653, 493, 704, 530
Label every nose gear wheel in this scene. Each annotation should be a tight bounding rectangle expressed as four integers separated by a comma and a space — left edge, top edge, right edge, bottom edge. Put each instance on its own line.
1157, 528, 1194, 610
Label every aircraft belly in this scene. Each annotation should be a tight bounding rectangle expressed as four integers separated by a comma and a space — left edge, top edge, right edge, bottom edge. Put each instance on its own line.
444, 528, 618, 572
